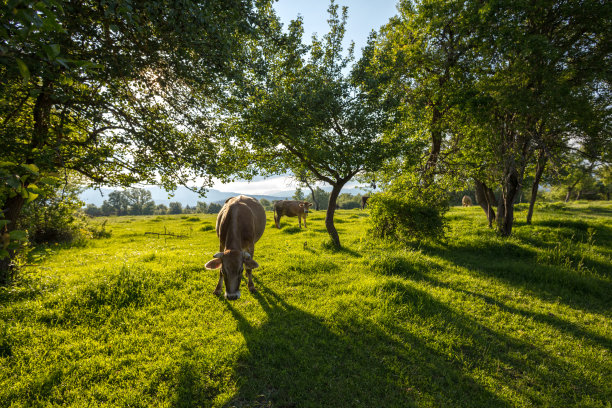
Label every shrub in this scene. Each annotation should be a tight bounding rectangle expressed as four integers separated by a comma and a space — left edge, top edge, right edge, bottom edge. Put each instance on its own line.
17, 184, 86, 244
368, 174, 449, 243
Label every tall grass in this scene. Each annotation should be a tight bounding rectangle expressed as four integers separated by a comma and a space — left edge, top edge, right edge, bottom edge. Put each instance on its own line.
0, 202, 610, 407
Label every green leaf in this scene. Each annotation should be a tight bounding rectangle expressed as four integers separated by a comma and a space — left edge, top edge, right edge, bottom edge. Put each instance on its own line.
16, 58, 30, 82
9, 230, 27, 241
0, 220, 9, 228
0, 249, 8, 259
20, 163, 40, 175
43, 44, 61, 59
26, 184, 43, 194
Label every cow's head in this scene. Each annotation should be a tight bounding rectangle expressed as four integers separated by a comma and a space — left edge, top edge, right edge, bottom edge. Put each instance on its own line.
299, 202, 313, 214
205, 249, 259, 300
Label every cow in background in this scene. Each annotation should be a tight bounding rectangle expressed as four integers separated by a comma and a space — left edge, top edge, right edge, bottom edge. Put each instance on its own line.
205, 195, 266, 300
462, 195, 473, 207
274, 200, 313, 228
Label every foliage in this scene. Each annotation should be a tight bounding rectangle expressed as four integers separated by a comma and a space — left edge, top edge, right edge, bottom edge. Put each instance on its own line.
16, 182, 86, 244
368, 0, 611, 237
207, 203, 222, 214
368, 174, 449, 242
231, 1, 400, 247
259, 199, 272, 211
0, 0, 274, 281
0, 204, 610, 406
168, 202, 183, 215
292, 188, 305, 201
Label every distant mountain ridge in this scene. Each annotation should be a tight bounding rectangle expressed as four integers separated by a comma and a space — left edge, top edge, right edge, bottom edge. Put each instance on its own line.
79, 185, 368, 207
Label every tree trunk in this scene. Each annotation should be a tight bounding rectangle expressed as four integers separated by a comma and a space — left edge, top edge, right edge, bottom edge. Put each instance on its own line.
497, 167, 521, 237
1, 79, 52, 284
474, 179, 497, 228
526, 152, 547, 225
305, 182, 319, 210
0, 195, 26, 285
325, 182, 345, 248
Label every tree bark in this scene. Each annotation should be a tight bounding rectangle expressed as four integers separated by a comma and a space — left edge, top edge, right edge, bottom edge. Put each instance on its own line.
1, 79, 52, 284
474, 179, 497, 228
497, 167, 521, 237
325, 182, 345, 248
305, 181, 319, 210
526, 151, 547, 224
0, 195, 26, 284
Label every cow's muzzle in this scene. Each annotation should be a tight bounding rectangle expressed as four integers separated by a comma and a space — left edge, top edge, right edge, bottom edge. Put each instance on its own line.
225, 290, 241, 300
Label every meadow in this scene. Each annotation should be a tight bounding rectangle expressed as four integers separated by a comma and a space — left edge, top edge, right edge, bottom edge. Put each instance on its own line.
0, 202, 611, 407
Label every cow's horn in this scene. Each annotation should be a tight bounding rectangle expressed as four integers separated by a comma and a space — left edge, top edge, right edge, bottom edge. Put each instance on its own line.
213, 252, 224, 259
242, 251, 251, 259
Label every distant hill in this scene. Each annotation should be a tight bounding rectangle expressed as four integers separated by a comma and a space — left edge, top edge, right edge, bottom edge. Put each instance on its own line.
79, 185, 369, 207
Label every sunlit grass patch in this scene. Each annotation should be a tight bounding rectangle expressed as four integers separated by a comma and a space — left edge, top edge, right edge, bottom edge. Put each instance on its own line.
0, 202, 610, 407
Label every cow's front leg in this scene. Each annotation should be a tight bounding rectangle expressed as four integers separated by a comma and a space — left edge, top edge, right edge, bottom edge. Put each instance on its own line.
246, 247, 257, 292
246, 268, 256, 292
303, 216, 307, 228
213, 270, 223, 296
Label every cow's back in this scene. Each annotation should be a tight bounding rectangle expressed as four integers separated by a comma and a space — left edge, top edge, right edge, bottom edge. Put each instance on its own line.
217, 195, 266, 244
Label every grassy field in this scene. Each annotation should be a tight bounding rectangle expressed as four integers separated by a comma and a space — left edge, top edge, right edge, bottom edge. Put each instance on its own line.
1, 201, 611, 407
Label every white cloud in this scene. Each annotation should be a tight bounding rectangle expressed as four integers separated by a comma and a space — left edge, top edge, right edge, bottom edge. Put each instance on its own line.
212, 175, 298, 194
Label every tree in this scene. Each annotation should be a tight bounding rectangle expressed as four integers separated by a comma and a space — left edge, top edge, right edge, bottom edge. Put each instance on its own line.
155, 204, 168, 215
124, 189, 154, 216
168, 202, 183, 215
84, 204, 102, 217
233, 2, 397, 247
107, 191, 129, 216
1, 0, 272, 281
463, 0, 611, 235
259, 199, 272, 211
195, 201, 208, 214
292, 188, 305, 201
370, 0, 611, 236
207, 203, 222, 214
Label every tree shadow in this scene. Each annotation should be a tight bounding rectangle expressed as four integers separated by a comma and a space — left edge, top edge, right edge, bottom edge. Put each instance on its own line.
375, 280, 607, 407
223, 282, 508, 407
418, 240, 612, 314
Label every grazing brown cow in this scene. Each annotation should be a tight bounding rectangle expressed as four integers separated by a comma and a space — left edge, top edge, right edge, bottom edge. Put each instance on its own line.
205, 195, 266, 300
462, 195, 473, 207
361, 196, 370, 209
273, 200, 313, 229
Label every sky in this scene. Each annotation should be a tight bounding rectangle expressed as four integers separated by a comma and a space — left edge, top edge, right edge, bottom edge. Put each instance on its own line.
212, 0, 399, 194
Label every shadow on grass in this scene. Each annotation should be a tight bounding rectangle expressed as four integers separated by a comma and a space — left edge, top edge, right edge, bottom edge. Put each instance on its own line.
413, 273, 612, 353
223, 282, 509, 408
376, 280, 606, 407
418, 239, 612, 314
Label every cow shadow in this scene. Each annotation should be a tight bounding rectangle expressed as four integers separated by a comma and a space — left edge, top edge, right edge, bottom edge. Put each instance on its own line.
223, 282, 508, 407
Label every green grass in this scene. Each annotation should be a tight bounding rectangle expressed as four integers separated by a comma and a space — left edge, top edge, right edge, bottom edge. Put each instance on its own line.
1, 202, 611, 407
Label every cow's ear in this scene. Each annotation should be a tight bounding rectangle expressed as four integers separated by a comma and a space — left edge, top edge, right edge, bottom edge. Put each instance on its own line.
299, 203, 304, 207
243, 258, 260, 269
205, 258, 223, 269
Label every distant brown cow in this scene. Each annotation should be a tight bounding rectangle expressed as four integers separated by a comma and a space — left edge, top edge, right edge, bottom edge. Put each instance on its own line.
274, 200, 313, 228
361, 196, 370, 209
205, 195, 266, 300
462, 195, 473, 207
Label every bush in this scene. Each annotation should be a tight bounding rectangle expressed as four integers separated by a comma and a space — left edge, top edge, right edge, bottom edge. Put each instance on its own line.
17, 184, 111, 245
17, 184, 86, 244
368, 174, 449, 243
